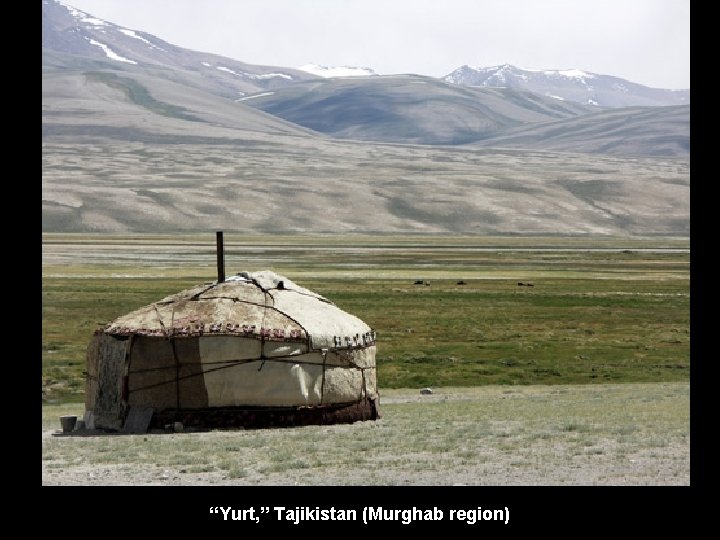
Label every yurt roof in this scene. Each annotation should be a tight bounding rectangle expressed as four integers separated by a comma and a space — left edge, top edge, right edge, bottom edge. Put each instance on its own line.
102, 270, 374, 350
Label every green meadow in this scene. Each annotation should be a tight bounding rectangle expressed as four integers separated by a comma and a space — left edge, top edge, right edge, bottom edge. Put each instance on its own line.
42, 234, 689, 402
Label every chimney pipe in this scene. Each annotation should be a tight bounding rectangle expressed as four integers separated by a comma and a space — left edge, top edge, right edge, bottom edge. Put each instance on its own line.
216, 231, 225, 283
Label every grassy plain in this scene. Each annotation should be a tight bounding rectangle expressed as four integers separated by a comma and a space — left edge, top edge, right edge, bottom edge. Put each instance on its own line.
42, 382, 689, 485
41, 234, 689, 401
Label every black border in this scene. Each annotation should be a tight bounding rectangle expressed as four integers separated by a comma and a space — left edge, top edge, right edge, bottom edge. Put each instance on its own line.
39, 1, 699, 534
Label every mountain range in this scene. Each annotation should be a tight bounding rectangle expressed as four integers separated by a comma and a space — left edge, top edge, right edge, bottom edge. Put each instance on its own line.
41, 0, 689, 236
42, 0, 315, 99
443, 64, 689, 108
240, 76, 596, 145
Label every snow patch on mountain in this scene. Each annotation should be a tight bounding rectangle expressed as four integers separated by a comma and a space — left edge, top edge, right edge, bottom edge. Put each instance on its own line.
442, 64, 689, 107
216, 66, 240, 76
236, 92, 275, 102
253, 73, 292, 80
118, 28, 166, 51
119, 28, 149, 44
551, 69, 595, 79
468, 65, 596, 83
217, 65, 292, 80
62, 2, 108, 26
298, 64, 376, 78
519, 66, 596, 80
80, 16, 107, 27
86, 38, 137, 64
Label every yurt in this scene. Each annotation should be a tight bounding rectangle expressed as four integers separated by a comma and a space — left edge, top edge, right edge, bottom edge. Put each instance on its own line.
85, 270, 379, 432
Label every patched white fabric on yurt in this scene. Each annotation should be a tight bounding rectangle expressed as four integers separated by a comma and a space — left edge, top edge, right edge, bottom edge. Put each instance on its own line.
89, 270, 378, 427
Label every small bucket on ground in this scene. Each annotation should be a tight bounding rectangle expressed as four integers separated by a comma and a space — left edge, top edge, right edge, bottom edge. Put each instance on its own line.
60, 415, 77, 433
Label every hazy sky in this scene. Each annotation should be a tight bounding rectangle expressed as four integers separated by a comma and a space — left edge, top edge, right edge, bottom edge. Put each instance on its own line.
62, 0, 690, 89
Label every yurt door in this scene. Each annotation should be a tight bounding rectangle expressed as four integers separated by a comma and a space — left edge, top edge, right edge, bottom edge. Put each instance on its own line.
92, 334, 130, 430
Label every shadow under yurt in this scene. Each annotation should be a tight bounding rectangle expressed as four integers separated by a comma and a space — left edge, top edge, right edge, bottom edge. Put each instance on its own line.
84, 266, 379, 433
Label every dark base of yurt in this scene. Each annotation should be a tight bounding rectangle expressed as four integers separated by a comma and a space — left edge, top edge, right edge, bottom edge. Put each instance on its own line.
149, 398, 381, 430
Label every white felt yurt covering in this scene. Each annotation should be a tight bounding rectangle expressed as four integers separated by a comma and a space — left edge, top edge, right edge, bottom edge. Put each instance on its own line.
85, 271, 379, 431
